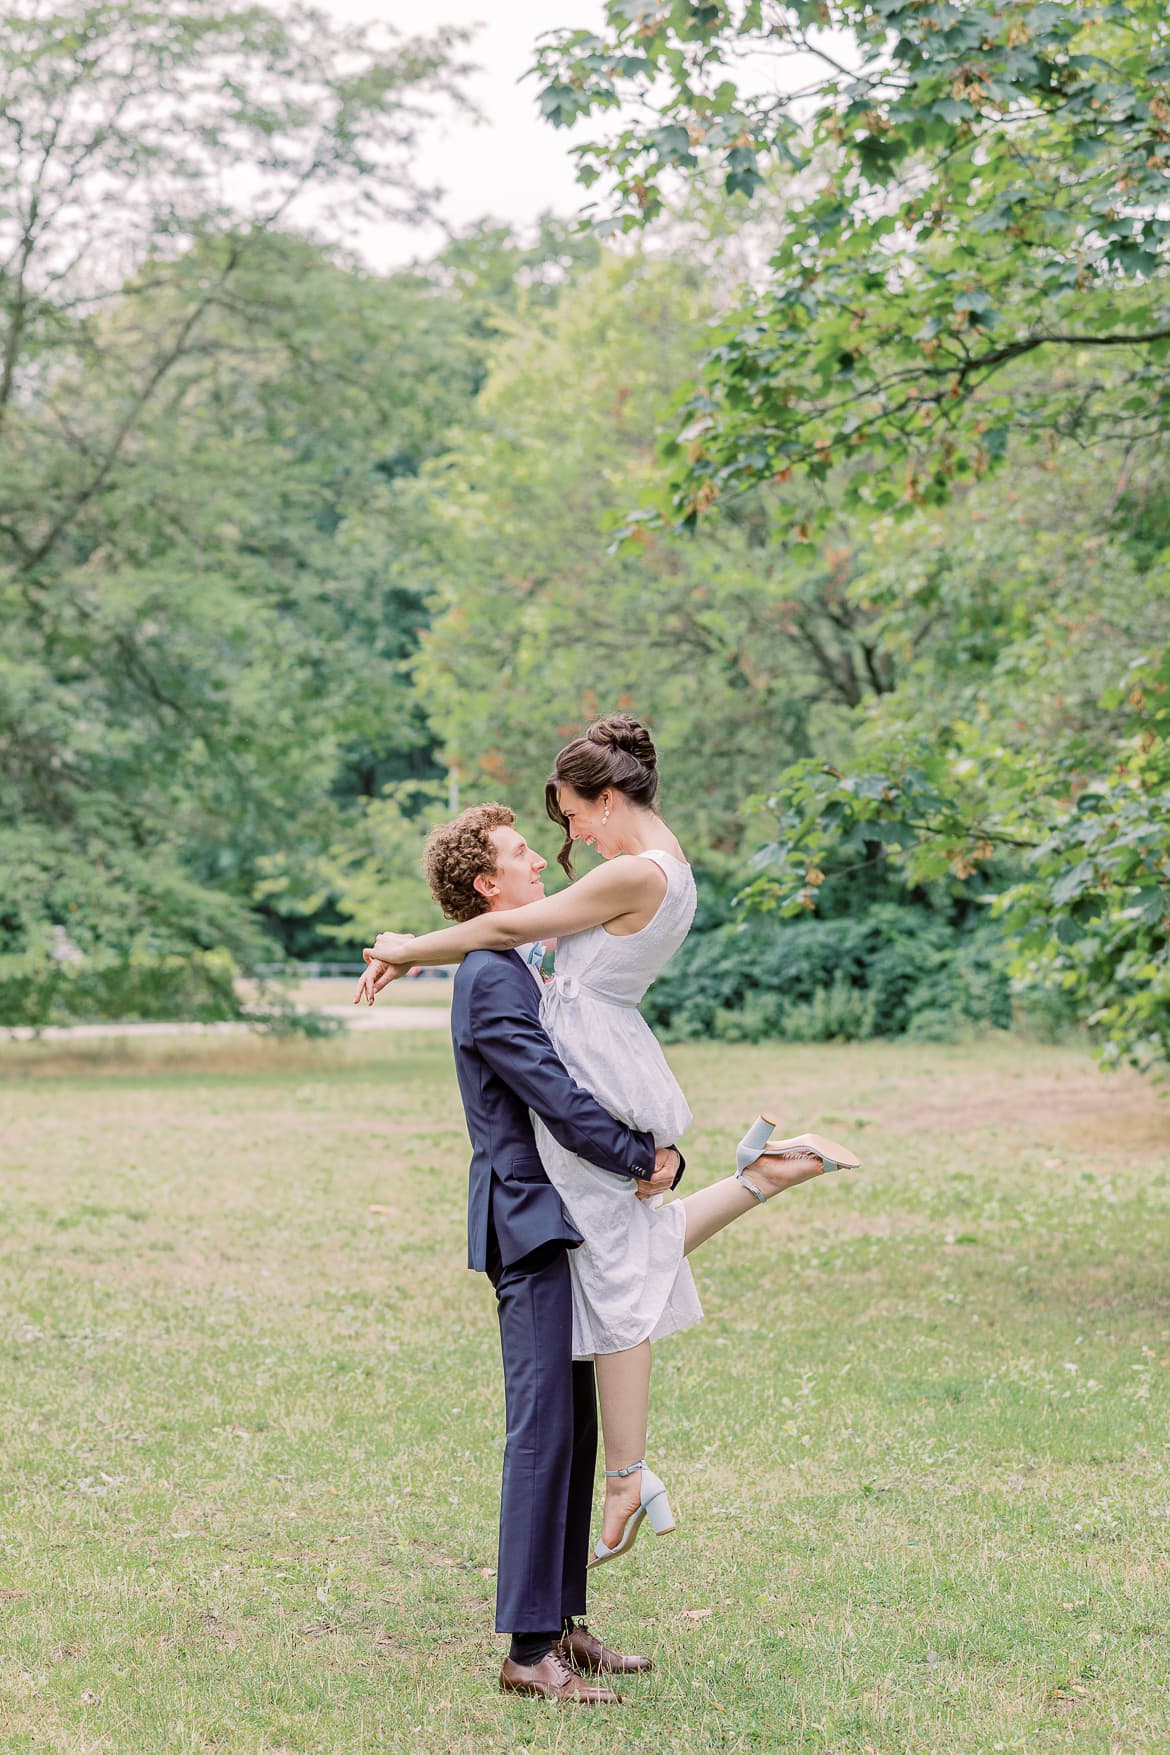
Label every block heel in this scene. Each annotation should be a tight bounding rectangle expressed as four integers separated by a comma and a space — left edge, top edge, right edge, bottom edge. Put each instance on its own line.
588, 1461, 675, 1569
735, 1114, 862, 1201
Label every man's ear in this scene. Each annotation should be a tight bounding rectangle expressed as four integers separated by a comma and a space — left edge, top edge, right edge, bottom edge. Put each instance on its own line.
472, 870, 499, 903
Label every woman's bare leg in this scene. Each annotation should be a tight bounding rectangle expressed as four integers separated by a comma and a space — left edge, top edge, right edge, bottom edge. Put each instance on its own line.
682, 1150, 826, 1255
593, 1340, 651, 1549
589, 1152, 827, 1547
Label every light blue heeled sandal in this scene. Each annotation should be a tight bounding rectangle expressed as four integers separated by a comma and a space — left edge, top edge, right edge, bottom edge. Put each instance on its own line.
587, 1461, 676, 1569
735, 1112, 862, 1203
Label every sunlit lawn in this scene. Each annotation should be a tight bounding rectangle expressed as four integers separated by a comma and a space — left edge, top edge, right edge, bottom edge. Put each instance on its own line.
1, 1030, 1168, 1754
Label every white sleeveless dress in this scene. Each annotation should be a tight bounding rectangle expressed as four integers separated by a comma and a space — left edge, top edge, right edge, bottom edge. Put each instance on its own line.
532, 850, 703, 1360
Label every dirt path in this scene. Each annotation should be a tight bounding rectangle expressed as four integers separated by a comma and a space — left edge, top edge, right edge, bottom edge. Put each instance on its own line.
0, 1003, 451, 1044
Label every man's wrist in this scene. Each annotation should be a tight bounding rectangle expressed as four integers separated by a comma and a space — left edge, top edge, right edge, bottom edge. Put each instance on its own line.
638, 1146, 685, 1186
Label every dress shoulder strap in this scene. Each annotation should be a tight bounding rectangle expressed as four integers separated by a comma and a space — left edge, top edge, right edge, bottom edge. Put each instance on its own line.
638, 849, 689, 881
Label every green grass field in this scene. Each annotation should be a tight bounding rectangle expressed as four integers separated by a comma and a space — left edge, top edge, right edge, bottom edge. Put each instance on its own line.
1, 1032, 1168, 1754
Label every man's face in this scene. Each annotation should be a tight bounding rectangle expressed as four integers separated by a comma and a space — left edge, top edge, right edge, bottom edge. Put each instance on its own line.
478, 825, 548, 912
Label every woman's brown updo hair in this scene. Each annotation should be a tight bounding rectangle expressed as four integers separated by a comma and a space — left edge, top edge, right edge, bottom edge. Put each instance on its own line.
544, 713, 660, 876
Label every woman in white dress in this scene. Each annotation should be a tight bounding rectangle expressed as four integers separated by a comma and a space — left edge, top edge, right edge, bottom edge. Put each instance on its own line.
358, 715, 859, 1562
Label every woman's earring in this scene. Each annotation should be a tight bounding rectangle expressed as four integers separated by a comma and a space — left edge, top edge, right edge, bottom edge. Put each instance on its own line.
601, 801, 610, 826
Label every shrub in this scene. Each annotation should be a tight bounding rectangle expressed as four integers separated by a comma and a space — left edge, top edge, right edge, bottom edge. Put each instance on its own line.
779, 976, 881, 1044
643, 901, 1011, 1043
0, 950, 241, 1029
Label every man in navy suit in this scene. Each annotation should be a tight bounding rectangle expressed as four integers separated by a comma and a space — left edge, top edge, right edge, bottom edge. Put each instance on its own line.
366, 803, 681, 1704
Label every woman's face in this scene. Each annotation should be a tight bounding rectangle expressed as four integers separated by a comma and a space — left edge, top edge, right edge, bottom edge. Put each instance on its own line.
556, 783, 615, 859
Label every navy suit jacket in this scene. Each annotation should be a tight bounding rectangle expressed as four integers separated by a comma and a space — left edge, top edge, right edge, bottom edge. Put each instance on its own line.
451, 947, 659, 1272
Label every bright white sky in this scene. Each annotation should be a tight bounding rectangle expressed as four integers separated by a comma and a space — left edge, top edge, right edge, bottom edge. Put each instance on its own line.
313, 1, 855, 270
320, 0, 608, 268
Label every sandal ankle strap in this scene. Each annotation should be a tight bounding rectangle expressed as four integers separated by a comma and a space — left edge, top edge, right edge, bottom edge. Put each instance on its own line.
736, 1167, 768, 1205
604, 1459, 645, 1478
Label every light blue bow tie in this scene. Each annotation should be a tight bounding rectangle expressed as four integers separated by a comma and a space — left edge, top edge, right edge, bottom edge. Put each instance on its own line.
524, 940, 545, 971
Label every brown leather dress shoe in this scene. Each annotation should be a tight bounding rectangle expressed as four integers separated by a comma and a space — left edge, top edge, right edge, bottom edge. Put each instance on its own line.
499, 1650, 622, 1704
558, 1621, 653, 1675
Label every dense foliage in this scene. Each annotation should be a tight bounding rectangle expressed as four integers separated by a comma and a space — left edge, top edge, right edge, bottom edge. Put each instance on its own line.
642, 886, 1012, 1044
536, 1, 1170, 523
534, 0, 1170, 1070
2, 0, 1167, 1066
0, 0, 474, 1020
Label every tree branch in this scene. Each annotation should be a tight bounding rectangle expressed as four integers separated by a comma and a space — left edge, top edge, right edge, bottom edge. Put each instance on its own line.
17, 237, 249, 576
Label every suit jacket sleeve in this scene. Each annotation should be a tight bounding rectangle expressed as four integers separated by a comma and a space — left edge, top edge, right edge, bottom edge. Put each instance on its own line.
468, 959, 658, 1180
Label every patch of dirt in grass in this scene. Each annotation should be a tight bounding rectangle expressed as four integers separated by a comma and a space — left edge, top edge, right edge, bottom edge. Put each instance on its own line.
400, 1538, 495, 1579
859, 1062, 1166, 1160
371, 1629, 416, 1661
199, 1611, 240, 1648
1118, 1558, 1170, 1583
672, 1046, 1169, 1196
1046, 1688, 1095, 1725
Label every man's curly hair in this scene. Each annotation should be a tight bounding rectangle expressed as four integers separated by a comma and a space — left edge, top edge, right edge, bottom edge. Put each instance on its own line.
423, 803, 516, 922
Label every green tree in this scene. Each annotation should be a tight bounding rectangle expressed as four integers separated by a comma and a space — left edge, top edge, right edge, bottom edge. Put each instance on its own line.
0, 0, 468, 1021
534, 1, 1170, 1066
536, 0, 1170, 522
737, 447, 1170, 1066
411, 247, 911, 866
